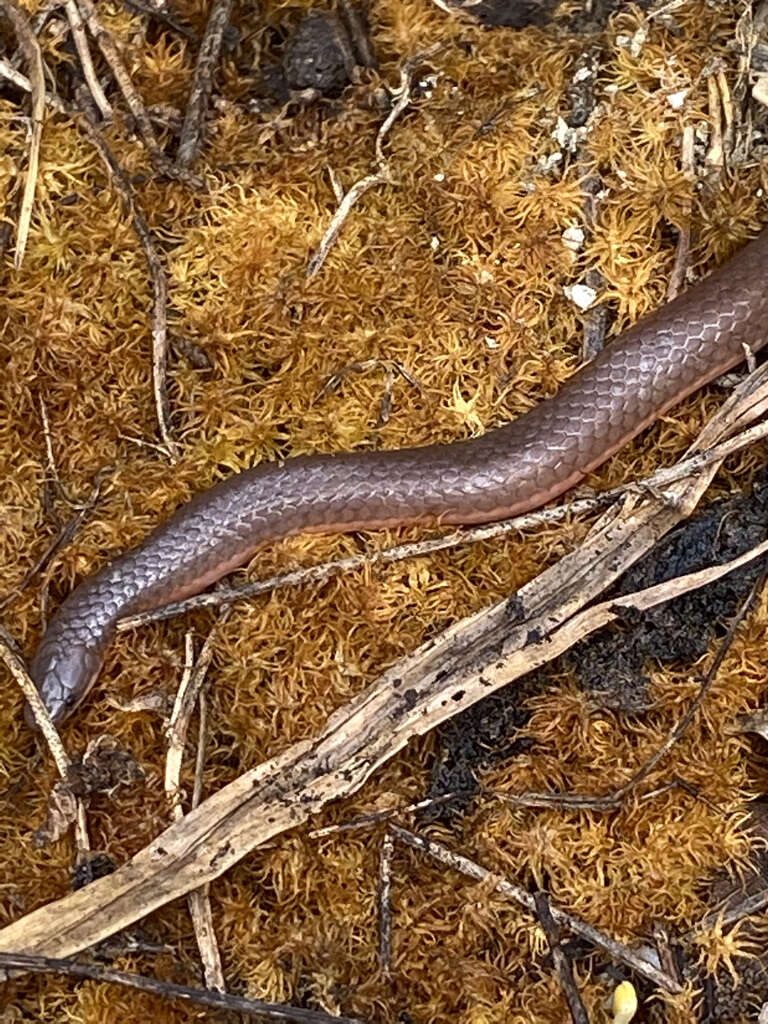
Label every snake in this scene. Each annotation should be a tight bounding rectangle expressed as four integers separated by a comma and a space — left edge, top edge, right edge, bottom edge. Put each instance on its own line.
27, 226, 768, 725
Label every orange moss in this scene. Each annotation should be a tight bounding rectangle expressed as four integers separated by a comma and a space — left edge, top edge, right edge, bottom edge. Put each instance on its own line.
0, 0, 767, 1020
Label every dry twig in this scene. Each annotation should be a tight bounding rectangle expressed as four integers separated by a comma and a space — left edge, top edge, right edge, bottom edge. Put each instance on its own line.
533, 889, 591, 1024
0, 472, 104, 615
0, 0, 45, 268
0, 952, 362, 1023
680, 887, 768, 942
74, 109, 179, 460
378, 832, 394, 975
74, 0, 199, 185
306, 44, 442, 278
121, 0, 198, 40
175, 0, 233, 169
309, 792, 461, 838
391, 826, 679, 993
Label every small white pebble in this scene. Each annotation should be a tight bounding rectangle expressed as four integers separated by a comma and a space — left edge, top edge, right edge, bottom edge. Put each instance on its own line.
430, 235, 440, 251
553, 116, 585, 152
562, 224, 585, 251
564, 283, 597, 310
536, 152, 563, 174
484, 335, 499, 349
628, 25, 648, 56
433, 172, 445, 182
667, 88, 688, 109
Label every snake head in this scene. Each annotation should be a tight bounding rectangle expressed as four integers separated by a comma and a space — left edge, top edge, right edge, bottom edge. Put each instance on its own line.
26, 635, 104, 728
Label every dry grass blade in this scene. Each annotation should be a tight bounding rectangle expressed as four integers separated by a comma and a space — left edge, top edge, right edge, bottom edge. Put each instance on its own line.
0, 360, 766, 961
0, 63, 179, 458
0, 0, 45, 268
0, 635, 90, 857
63, 0, 112, 120
165, 625, 226, 989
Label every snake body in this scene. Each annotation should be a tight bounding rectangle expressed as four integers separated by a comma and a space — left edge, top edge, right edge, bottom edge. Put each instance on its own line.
29, 228, 768, 723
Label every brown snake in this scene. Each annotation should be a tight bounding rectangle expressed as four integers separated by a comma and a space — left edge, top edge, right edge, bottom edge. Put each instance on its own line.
28, 227, 768, 724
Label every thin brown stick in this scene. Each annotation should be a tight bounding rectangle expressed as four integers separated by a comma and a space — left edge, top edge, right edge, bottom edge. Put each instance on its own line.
178, 682, 221, 988
121, 0, 198, 40
680, 888, 768, 942
493, 777, 710, 814
175, 0, 233, 169
652, 923, 682, 986
308, 792, 462, 838
116, 412, 768, 631
75, 111, 179, 460
0, 471, 104, 614
74, 0, 155, 150
74, 0, 199, 185
39, 395, 77, 507
191, 691, 208, 808
0, 952, 362, 1023
391, 826, 680, 993
533, 889, 591, 1024
63, 0, 112, 120
0, 0, 45, 268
